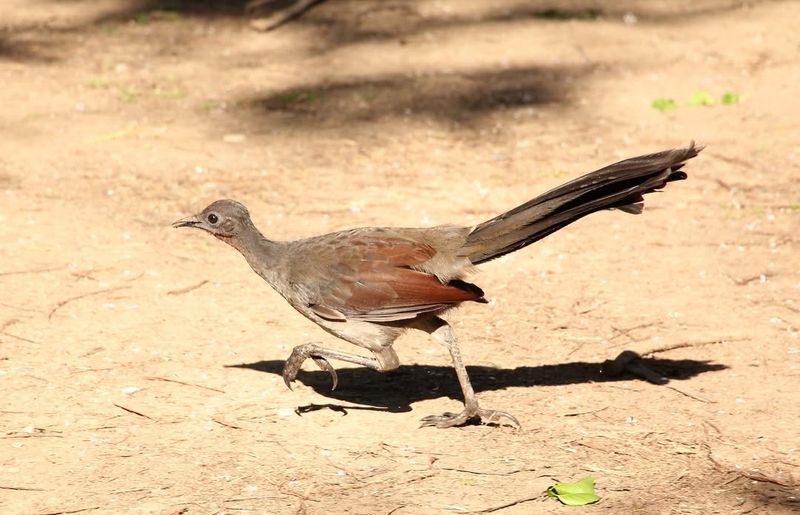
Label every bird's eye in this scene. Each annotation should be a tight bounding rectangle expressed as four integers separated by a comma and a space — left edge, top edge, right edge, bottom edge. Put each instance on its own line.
207, 213, 219, 224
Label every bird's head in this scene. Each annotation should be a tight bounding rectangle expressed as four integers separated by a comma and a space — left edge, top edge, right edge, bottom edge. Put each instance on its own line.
172, 199, 253, 245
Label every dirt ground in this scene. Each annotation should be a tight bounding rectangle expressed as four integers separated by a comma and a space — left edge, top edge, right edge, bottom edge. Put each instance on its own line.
1, 0, 799, 513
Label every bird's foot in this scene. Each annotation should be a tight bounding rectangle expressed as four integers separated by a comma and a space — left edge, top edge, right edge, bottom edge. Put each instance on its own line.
282, 343, 339, 391
420, 405, 520, 429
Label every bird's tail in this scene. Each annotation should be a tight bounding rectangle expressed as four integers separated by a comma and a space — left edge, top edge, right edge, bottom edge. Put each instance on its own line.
462, 143, 702, 265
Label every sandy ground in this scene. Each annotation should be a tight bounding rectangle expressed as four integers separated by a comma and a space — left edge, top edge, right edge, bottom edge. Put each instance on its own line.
1, 1, 799, 513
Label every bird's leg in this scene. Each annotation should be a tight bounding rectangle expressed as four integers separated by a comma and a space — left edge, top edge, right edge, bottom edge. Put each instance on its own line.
247, 0, 326, 31
415, 317, 520, 429
283, 343, 399, 391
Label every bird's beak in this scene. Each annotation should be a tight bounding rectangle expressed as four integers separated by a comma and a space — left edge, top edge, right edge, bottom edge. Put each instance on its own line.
172, 215, 201, 228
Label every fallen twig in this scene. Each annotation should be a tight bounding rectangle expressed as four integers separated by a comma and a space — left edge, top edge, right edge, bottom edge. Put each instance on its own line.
212, 417, 245, 430
573, 299, 606, 316
664, 385, 713, 403
727, 272, 773, 286
0, 266, 62, 277
38, 507, 100, 515
108, 488, 148, 495
738, 471, 792, 487
642, 338, 744, 356
70, 267, 111, 281
1, 331, 37, 343
48, 286, 131, 320
563, 406, 609, 417
166, 280, 209, 296
0, 485, 46, 491
112, 403, 153, 420
466, 493, 543, 513
122, 271, 145, 282
575, 440, 634, 457
608, 320, 660, 342
146, 376, 224, 393
0, 319, 38, 343
436, 466, 538, 476
1, 433, 63, 439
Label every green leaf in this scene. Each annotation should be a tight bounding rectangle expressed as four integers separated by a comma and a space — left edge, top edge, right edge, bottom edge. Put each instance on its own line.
687, 90, 715, 106
559, 492, 602, 506
651, 98, 677, 111
721, 92, 740, 105
546, 476, 601, 506
554, 476, 595, 494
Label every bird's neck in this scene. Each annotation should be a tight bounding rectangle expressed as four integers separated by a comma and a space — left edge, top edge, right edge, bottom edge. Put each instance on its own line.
220, 225, 286, 285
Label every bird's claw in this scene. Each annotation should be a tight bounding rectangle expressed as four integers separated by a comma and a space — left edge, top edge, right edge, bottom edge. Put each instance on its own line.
420, 406, 520, 429
311, 356, 338, 390
282, 344, 339, 391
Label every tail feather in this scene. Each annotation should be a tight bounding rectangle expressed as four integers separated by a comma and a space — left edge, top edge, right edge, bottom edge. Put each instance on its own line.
462, 143, 701, 265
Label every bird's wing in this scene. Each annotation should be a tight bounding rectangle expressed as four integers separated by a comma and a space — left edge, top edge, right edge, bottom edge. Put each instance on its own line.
292, 230, 484, 322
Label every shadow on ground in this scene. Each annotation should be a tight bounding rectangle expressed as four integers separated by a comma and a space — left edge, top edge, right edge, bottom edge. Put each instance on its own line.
0, 35, 60, 64
228, 356, 727, 413
239, 62, 591, 128
737, 480, 800, 513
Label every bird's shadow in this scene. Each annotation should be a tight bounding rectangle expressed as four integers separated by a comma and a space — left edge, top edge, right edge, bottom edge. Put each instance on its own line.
227, 355, 726, 413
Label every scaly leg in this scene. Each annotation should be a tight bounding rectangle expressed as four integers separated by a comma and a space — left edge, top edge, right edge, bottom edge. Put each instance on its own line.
414, 317, 519, 429
283, 343, 399, 391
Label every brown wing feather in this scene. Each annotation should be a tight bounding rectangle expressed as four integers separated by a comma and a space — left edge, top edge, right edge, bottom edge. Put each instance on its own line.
347, 266, 482, 315
302, 232, 483, 322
